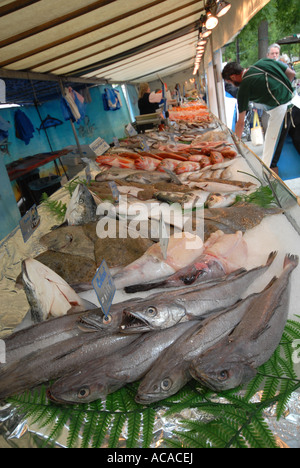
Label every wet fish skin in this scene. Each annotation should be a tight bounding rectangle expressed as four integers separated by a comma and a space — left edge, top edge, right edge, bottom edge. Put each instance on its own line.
135, 292, 259, 404
189, 254, 299, 392
47, 321, 197, 404
65, 183, 97, 226
0, 332, 139, 400
39, 224, 96, 261
4, 309, 103, 363
120, 251, 277, 332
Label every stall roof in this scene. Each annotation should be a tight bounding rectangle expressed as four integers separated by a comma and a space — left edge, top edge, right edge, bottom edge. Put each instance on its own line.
0, 0, 270, 103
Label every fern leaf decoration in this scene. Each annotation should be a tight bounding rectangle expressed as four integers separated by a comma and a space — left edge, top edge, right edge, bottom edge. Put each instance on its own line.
40, 193, 67, 222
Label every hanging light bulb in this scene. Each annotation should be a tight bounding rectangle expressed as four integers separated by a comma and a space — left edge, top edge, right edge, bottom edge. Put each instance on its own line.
205, 10, 218, 29
215, 1, 231, 17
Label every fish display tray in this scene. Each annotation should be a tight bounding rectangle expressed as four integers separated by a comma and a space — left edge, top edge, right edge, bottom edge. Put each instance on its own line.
1, 117, 300, 448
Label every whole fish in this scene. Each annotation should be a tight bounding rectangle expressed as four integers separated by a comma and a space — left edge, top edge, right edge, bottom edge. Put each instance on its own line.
195, 203, 283, 240
47, 321, 197, 404
190, 178, 257, 193
0, 332, 139, 400
111, 232, 204, 290
154, 190, 209, 209
95, 167, 142, 182
120, 251, 277, 332
4, 309, 104, 363
189, 254, 299, 392
124, 230, 248, 293
205, 192, 239, 209
65, 183, 97, 226
135, 291, 261, 405
22, 258, 96, 323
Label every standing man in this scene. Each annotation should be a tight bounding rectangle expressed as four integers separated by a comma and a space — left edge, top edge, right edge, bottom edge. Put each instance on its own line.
222, 59, 299, 173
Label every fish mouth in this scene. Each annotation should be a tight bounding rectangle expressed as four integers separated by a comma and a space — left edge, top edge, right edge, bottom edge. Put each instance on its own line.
120, 310, 151, 333
135, 393, 159, 404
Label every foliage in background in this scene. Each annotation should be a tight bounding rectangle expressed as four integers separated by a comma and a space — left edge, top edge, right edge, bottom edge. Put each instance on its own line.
7, 317, 300, 448
223, 0, 300, 67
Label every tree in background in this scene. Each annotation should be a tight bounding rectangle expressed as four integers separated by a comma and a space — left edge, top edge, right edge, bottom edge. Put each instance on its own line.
223, 0, 300, 67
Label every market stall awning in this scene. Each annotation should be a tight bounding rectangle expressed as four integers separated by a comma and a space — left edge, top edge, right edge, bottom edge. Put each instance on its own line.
0, 0, 270, 102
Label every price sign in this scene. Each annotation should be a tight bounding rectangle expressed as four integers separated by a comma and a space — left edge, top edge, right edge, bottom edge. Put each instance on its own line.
89, 137, 110, 156
19, 205, 40, 243
92, 260, 116, 318
109, 181, 120, 202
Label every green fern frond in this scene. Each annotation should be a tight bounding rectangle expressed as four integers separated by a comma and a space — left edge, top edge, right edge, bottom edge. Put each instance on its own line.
40, 193, 67, 222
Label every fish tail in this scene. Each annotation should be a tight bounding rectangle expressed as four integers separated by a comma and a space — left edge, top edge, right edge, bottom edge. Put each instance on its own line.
284, 253, 299, 270
266, 250, 278, 267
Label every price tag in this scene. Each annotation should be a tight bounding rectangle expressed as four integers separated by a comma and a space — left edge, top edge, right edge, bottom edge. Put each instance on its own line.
109, 181, 120, 203
92, 260, 116, 318
140, 136, 150, 151
159, 212, 169, 260
113, 137, 120, 147
19, 205, 40, 243
125, 123, 138, 137
89, 137, 110, 156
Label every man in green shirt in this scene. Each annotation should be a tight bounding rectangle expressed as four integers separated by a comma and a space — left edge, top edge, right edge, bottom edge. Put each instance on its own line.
222, 59, 298, 171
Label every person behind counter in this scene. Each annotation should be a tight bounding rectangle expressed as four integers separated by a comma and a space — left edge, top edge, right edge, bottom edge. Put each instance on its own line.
138, 82, 162, 115
222, 59, 300, 173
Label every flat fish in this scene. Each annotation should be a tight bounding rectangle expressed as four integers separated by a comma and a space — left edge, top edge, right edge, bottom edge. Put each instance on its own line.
192, 202, 283, 240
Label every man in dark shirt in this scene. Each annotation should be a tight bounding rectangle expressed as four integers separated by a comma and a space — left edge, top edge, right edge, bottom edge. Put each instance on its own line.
222, 59, 298, 171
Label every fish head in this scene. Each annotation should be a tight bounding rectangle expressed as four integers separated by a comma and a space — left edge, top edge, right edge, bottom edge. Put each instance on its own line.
135, 358, 191, 404
65, 184, 97, 226
47, 366, 110, 404
189, 346, 257, 392
120, 300, 186, 332
21, 258, 89, 323
39, 225, 80, 251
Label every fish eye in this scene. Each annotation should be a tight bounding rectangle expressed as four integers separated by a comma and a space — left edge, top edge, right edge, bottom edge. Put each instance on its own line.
77, 386, 90, 399
218, 370, 229, 381
146, 306, 157, 317
66, 234, 73, 242
161, 378, 172, 391
79, 197, 84, 205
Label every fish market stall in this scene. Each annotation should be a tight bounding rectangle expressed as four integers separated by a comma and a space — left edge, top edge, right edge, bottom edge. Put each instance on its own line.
1, 104, 300, 449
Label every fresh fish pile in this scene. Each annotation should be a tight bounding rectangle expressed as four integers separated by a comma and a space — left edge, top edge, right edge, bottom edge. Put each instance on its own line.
1, 110, 295, 409
1, 246, 296, 405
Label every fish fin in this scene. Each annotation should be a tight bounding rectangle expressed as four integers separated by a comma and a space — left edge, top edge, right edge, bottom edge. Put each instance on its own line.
284, 253, 299, 269
266, 250, 278, 267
